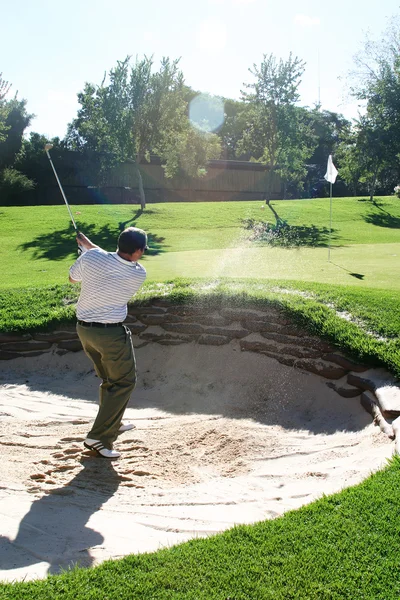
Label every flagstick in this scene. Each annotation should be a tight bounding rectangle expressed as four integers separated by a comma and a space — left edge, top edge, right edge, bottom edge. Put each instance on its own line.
328, 182, 332, 261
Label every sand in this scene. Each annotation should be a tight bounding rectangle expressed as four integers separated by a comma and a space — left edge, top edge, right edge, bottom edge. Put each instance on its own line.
0, 341, 394, 582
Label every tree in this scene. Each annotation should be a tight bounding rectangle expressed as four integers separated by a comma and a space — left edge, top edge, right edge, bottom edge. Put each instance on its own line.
66, 56, 221, 208
218, 98, 250, 159
0, 98, 32, 170
0, 75, 34, 203
335, 125, 364, 197
0, 73, 11, 143
14, 132, 63, 181
304, 108, 350, 197
238, 53, 317, 200
345, 15, 400, 199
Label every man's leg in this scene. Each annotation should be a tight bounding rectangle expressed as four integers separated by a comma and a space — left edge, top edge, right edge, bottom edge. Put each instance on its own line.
77, 325, 137, 449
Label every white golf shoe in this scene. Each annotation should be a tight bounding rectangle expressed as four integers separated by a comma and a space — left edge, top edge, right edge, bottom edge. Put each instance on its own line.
84, 438, 121, 459
118, 422, 136, 433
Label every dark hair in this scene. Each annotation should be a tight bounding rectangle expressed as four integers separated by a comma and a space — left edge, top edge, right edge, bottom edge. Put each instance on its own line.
117, 227, 148, 254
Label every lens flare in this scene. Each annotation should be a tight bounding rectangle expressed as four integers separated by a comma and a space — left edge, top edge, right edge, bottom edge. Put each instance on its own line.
189, 94, 225, 133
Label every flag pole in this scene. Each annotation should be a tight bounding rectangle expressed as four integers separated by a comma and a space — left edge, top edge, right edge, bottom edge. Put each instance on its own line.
324, 154, 337, 262
328, 181, 332, 261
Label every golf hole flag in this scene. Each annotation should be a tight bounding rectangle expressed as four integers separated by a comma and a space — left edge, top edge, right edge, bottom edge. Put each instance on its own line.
324, 155, 338, 184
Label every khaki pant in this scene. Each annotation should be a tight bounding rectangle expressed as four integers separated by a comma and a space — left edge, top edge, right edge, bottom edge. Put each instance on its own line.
77, 324, 137, 448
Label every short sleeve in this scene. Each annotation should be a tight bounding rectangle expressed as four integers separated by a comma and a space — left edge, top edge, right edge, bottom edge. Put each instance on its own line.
69, 255, 83, 281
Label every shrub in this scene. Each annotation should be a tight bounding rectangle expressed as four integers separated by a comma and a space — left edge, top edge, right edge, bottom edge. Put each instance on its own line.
0, 167, 35, 203
242, 217, 302, 247
1, 167, 35, 191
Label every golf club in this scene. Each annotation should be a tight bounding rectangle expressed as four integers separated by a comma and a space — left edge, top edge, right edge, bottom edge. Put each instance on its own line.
44, 143, 83, 254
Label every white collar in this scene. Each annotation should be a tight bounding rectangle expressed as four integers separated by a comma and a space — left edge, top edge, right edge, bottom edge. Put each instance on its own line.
112, 252, 137, 266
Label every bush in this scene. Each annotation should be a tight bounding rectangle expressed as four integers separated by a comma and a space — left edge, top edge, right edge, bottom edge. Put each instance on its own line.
0, 167, 35, 202
242, 217, 302, 247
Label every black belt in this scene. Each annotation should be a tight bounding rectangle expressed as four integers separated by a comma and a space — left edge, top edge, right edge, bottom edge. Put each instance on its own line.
77, 320, 123, 328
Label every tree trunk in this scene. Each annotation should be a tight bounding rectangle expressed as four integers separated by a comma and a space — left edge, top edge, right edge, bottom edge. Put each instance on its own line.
369, 167, 378, 203
283, 180, 287, 200
136, 156, 146, 209
265, 199, 281, 223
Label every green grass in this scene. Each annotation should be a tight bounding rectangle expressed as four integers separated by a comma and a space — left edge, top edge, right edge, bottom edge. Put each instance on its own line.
2, 457, 400, 599
2, 197, 400, 289
1, 198, 400, 597
2, 279, 400, 378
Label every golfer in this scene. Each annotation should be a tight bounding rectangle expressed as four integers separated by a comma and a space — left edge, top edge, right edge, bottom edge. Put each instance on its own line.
69, 227, 148, 459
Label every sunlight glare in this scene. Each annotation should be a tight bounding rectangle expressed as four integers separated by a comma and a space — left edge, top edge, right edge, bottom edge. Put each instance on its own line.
189, 94, 225, 133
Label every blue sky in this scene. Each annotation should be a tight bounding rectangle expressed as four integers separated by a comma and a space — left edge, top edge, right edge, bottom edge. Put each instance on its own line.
2, 0, 399, 138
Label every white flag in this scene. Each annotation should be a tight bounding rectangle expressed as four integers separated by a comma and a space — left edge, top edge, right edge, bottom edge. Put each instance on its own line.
324, 155, 338, 184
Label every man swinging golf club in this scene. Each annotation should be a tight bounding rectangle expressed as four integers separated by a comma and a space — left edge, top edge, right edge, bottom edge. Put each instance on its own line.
69, 227, 148, 459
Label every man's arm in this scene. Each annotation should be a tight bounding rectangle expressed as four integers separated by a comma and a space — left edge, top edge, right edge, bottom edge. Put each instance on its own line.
69, 232, 101, 283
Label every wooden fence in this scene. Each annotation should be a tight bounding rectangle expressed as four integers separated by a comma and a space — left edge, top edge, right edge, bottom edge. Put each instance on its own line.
5, 152, 283, 206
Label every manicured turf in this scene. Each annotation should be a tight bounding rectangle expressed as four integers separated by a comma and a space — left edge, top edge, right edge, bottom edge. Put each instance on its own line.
1, 198, 400, 597
2, 197, 400, 289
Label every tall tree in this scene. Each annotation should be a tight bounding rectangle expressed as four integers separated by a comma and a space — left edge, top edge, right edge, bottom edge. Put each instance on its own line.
345, 15, 400, 199
218, 98, 250, 160
304, 108, 350, 197
0, 76, 34, 203
238, 53, 317, 200
0, 73, 12, 143
66, 56, 221, 208
0, 98, 32, 170
14, 132, 63, 181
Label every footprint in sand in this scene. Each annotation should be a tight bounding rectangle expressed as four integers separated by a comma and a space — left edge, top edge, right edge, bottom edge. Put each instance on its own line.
51, 465, 76, 473
51, 447, 81, 460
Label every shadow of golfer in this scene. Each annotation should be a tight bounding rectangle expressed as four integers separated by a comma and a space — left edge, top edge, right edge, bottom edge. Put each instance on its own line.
0, 458, 121, 578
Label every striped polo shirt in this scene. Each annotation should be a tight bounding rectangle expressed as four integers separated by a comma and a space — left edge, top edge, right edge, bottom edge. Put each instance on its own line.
69, 248, 146, 323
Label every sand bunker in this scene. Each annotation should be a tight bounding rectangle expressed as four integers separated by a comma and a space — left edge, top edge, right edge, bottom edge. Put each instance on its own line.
0, 342, 394, 582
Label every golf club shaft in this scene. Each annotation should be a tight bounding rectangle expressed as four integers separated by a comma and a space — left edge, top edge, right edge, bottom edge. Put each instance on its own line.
45, 149, 78, 230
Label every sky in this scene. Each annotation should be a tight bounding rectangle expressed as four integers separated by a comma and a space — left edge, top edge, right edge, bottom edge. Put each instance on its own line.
1, 0, 399, 139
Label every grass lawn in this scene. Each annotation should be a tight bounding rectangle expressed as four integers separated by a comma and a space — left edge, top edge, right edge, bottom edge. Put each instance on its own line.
147, 243, 400, 289
2, 197, 400, 289
1, 197, 400, 597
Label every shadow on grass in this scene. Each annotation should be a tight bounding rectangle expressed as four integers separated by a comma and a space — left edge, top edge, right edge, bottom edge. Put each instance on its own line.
118, 207, 158, 231
364, 212, 400, 229
358, 197, 386, 208
284, 224, 340, 248
330, 262, 365, 280
358, 198, 400, 228
18, 222, 166, 261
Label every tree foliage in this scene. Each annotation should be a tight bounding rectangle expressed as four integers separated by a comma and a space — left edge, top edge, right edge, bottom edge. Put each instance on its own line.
0, 73, 12, 144
341, 16, 400, 199
238, 53, 317, 198
0, 98, 32, 170
0, 74, 34, 202
303, 108, 350, 197
66, 56, 221, 208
